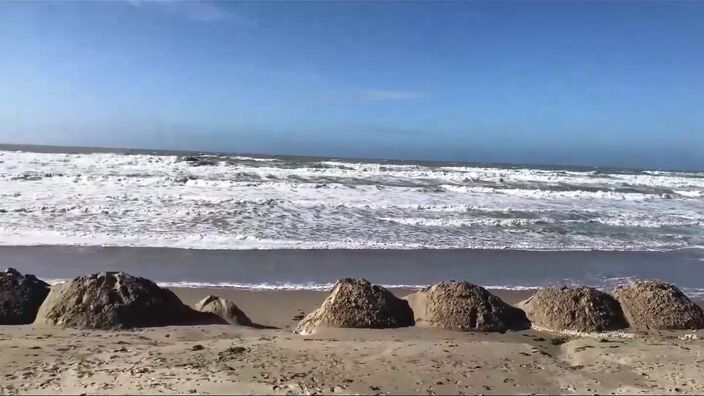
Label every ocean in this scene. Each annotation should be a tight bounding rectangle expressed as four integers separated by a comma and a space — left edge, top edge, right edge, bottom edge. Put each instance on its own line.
1, 144, 703, 293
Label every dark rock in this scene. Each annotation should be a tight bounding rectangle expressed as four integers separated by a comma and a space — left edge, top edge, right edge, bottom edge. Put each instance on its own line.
518, 286, 627, 332
218, 346, 247, 361
404, 281, 530, 332
295, 278, 414, 335
0, 268, 50, 324
177, 155, 217, 166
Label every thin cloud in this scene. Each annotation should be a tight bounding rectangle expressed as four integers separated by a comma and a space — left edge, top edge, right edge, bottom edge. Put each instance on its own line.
180, 2, 228, 22
127, 1, 253, 24
361, 90, 425, 101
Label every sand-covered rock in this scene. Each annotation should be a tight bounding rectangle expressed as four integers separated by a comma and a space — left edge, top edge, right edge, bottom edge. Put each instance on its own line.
518, 286, 627, 333
194, 295, 251, 326
0, 268, 50, 324
295, 278, 414, 335
405, 281, 530, 332
34, 272, 198, 329
613, 281, 704, 330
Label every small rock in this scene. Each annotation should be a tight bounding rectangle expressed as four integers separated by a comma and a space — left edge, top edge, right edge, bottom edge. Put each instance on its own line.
193, 295, 251, 326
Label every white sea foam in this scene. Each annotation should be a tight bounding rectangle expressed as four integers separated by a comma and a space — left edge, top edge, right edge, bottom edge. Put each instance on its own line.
674, 190, 704, 198
379, 217, 546, 227
0, 150, 702, 251
37, 278, 704, 299
230, 155, 280, 162
43, 278, 424, 291
440, 184, 658, 201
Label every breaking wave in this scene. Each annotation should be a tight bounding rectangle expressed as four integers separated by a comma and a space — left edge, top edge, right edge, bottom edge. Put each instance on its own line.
0, 149, 702, 251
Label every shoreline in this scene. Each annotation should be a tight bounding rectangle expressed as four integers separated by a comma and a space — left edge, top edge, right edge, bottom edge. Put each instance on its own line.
3, 244, 703, 296
5, 243, 704, 252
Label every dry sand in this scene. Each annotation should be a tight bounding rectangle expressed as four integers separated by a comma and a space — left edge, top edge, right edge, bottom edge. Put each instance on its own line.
1, 288, 704, 395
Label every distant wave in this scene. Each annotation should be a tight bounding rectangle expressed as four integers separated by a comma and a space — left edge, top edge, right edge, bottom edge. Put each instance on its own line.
380, 215, 703, 229
0, 229, 694, 251
379, 217, 546, 227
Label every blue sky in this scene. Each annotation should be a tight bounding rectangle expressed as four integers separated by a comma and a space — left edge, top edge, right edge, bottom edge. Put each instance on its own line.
0, 1, 702, 170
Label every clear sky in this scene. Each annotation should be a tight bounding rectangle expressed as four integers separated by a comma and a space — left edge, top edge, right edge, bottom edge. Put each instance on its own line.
1, 1, 702, 170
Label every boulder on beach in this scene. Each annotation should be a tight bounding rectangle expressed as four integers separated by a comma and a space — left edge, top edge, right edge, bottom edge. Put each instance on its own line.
194, 295, 252, 326
405, 281, 530, 332
613, 281, 704, 330
34, 272, 204, 329
295, 278, 414, 335
518, 286, 627, 333
0, 268, 50, 324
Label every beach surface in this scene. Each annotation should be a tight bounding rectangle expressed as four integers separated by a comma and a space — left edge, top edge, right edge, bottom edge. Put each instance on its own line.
2, 287, 704, 395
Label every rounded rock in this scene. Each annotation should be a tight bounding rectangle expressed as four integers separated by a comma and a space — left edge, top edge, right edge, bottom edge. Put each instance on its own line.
194, 295, 251, 326
0, 268, 50, 324
613, 281, 704, 330
405, 281, 530, 332
34, 272, 192, 329
518, 286, 627, 333
295, 278, 414, 335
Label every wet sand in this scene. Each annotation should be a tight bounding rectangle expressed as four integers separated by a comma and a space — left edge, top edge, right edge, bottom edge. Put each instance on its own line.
3, 245, 704, 294
2, 287, 704, 395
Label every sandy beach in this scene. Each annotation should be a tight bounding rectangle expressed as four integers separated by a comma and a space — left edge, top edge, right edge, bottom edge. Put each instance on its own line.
2, 287, 704, 395
3, 0, 704, 394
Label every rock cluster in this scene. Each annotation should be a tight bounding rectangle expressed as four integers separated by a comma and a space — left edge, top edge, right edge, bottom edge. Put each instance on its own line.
0, 268, 50, 324
295, 278, 414, 335
518, 286, 627, 332
405, 281, 530, 332
34, 272, 199, 329
3, 268, 700, 334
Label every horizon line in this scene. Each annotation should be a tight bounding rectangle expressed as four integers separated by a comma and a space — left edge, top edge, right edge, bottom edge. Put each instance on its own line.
1, 142, 700, 174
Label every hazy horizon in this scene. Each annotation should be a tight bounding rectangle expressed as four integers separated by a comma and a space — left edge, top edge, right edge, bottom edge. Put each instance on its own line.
1, 1, 702, 170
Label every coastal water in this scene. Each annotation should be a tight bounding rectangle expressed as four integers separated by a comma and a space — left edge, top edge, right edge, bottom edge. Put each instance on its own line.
1, 145, 702, 251
1, 144, 703, 293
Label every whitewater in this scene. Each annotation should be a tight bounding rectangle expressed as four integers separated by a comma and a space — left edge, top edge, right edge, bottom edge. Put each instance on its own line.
1, 147, 703, 251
